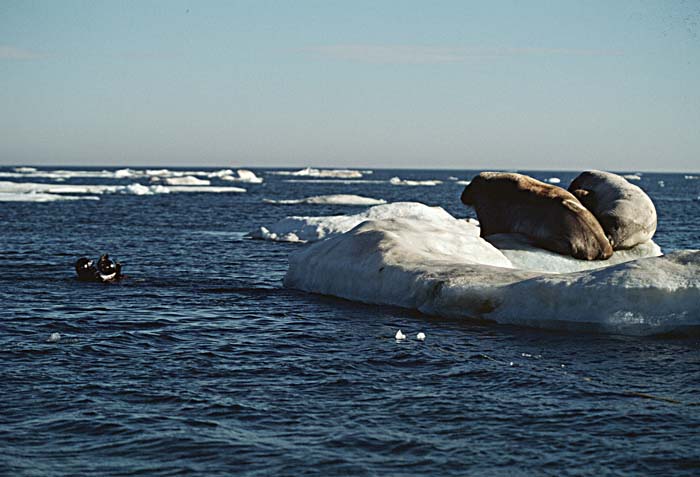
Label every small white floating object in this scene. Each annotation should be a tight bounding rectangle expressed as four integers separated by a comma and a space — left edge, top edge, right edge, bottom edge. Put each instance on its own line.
395, 329, 406, 340
547, 177, 561, 184
47, 332, 61, 343
416, 332, 426, 341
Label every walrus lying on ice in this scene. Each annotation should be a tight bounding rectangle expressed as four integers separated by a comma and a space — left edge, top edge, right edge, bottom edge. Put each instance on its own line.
461, 172, 613, 260
568, 170, 657, 250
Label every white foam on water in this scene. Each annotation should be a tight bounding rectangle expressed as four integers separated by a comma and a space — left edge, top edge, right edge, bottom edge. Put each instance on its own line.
269, 167, 364, 179
263, 194, 386, 206
283, 203, 700, 335
163, 176, 211, 186
251, 202, 459, 243
390, 177, 442, 186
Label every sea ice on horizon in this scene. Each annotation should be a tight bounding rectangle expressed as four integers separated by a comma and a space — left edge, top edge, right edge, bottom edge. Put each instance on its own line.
263, 194, 386, 206
220, 169, 264, 183
390, 177, 442, 186
269, 167, 365, 179
282, 202, 696, 335
0, 181, 245, 196
0, 192, 100, 202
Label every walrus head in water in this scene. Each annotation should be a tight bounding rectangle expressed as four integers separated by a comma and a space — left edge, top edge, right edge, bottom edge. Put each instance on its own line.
461, 172, 613, 260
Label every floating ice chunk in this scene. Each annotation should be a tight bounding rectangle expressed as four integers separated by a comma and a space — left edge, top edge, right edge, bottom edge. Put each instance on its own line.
416, 332, 426, 341
13, 167, 37, 173
251, 202, 461, 243
395, 330, 406, 340
269, 167, 364, 179
623, 174, 642, 181
220, 169, 263, 183
165, 185, 245, 193
448, 176, 459, 180
282, 179, 385, 184
486, 233, 662, 274
390, 177, 442, 186
455, 180, 471, 186
547, 177, 561, 184
284, 212, 700, 336
164, 176, 210, 186
114, 168, 135, 178
264, 194, 386, 206
47, 333, 61, 343
0, 192, 100, 202
685, 175, 699, 180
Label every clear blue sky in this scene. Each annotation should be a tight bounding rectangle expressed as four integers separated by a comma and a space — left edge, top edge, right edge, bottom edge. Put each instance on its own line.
1, 1, 699, 170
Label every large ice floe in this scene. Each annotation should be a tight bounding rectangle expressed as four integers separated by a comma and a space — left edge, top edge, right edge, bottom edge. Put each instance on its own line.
282, 202, 699, 335
263, 194, 387, 206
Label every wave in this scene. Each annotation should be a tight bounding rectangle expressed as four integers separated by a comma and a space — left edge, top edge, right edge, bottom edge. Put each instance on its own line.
282, 202, 697, 336
263, 194, 386, 206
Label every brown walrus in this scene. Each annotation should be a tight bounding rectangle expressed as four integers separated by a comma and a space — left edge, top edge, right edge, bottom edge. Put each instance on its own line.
461, 172, 613, 260
568, 170, 657, 250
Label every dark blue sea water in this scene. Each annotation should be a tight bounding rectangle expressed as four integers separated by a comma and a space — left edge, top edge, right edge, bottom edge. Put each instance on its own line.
1, 167, 699, 476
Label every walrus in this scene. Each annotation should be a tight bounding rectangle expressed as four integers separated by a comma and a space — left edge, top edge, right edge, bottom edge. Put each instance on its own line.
568, 170, 657, 250
461, 172, 613, 260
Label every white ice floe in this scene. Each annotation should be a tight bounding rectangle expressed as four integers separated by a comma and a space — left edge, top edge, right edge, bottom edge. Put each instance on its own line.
269, 167, 364, 179
390, 177, 442, 186
685, 175, 699, 180
416, 332, 426, 341
220, 169, 264, 184
250, 202, 461, 243
282, 179, 386, 184
623, 174, 642, 181
284, 202, 699, 335
163, 175, 210, 186
0, 192, 100, 202
455, 180, 471, 186
395, 330, 406, 340
263, 194, 386, 206
546, 177, 561, 184
0, 181, 244, 196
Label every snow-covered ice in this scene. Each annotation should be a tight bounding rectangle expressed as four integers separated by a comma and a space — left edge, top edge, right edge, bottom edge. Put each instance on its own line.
283, 202, 699, 335
251, 202, 461, 243
221, 169, 264, 183
163, 176, 210, 186
263, 194, 386, 206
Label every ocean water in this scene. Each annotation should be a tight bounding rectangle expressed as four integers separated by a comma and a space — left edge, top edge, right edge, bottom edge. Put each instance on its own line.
1, 167, 699, 476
